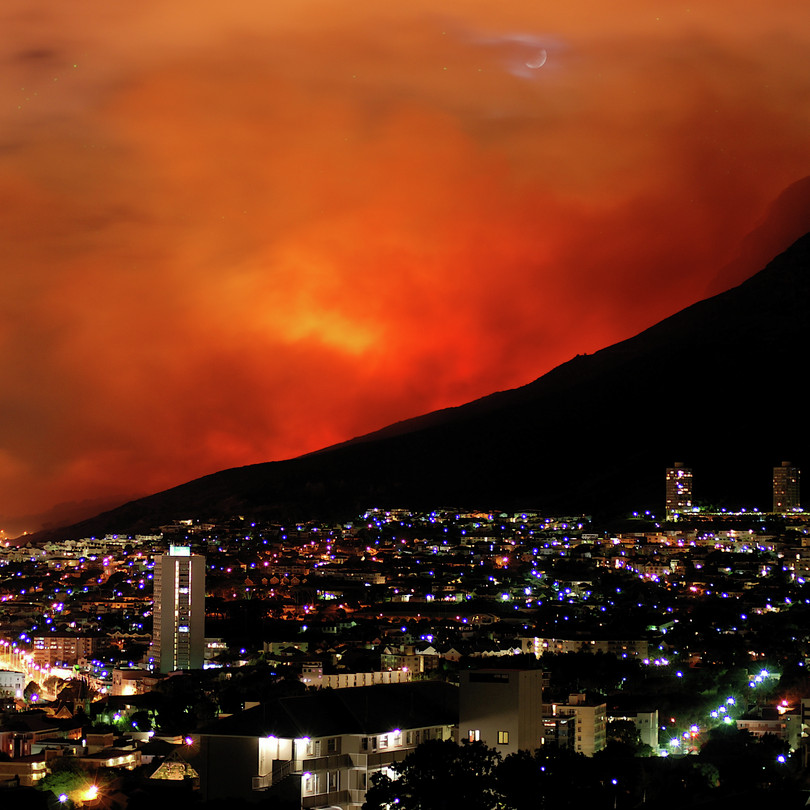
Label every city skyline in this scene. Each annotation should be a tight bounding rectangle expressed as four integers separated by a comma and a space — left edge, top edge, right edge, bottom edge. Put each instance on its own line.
2, 1, 810, 533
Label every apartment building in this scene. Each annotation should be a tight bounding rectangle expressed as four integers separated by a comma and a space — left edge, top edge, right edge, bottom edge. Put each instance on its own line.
547, 694, 606, 756
192, 681, 458, 809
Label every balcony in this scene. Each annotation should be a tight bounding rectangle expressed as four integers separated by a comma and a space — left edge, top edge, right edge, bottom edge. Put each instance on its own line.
367, 749, 410, 769
302, 753, 353, 771
303, 790, 351, 809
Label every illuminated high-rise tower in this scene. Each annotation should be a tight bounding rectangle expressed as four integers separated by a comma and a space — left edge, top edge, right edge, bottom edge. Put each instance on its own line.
153, 545, 205, 673
665, 462, 692, 518
773, 461, 800, 513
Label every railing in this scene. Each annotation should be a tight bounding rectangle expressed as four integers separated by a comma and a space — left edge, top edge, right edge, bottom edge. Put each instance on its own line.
274, 759, 294, 781
348, 788, 366, 805
253, 758, 295, 791
252, 774, 273, 791
303, 790, 351, 808
350, 753, 367, 769
302, 754, 353, 771
367, 749, 410, 768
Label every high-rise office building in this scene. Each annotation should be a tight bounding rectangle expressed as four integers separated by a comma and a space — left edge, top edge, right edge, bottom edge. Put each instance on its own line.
665, 462, 692, 518
773, 461, 800, 513
153, 545, 205, 673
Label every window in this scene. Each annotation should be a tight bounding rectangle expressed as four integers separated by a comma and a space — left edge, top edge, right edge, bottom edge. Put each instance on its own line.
327, 737, 339, 754
468, 729, 480, 742
328, 771, 339, 791
414, 731, 421, 745
379, 735, 388, 749
498, 731, 509, 745
406, 731, 413, 745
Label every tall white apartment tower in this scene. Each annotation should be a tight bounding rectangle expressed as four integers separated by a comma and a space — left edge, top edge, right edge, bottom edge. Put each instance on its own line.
153, 545, 205, 673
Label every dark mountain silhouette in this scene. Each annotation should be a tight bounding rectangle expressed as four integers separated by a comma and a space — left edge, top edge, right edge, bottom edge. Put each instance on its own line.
28, 232, 810, 541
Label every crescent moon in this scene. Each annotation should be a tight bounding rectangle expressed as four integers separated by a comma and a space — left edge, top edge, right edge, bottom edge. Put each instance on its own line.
526, 49, 547, 69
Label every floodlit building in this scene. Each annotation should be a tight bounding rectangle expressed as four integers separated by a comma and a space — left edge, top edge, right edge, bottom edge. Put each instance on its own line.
773, 461, 800, 512
459, 669, 543, 755
633, 710, 659, 750
548, 694, 607, 757
31, 635, 98, 667
737, 705, 802, 751
665, 462, 692, 518
523, 636, 650, 659
300, 665, 411, 689
0, 670, 25, 700
152, 545, 205, 673
0, 715, 60, 759
0, 756, 48, 786
111, 668, 150, 697
608, 710, 659, 751
542, 714, 575, 750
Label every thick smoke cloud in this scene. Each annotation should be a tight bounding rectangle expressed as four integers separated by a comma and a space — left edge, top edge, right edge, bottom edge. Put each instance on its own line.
1, 0, 809, 532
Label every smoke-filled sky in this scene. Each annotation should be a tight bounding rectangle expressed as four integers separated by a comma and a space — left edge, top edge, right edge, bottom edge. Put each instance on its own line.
2, 1, 810, 532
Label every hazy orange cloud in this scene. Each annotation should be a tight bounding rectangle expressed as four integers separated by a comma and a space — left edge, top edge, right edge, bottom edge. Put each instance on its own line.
1, 0, 809, 532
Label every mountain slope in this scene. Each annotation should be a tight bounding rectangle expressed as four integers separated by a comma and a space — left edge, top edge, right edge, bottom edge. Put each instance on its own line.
32, 232, 810, 539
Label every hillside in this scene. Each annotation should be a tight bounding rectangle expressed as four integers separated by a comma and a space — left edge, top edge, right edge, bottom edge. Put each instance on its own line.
31, 231, 810, 540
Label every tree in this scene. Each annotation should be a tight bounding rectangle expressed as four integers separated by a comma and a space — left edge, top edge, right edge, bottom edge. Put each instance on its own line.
363, 740, 502, 810
699, 726, 789, 790
24, 680, 42, 703
152, 671, 230, 733
606, 720, 641, 749
36, 756, 86, 796
363, 742, 609, 810
498, 748, 603, 809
